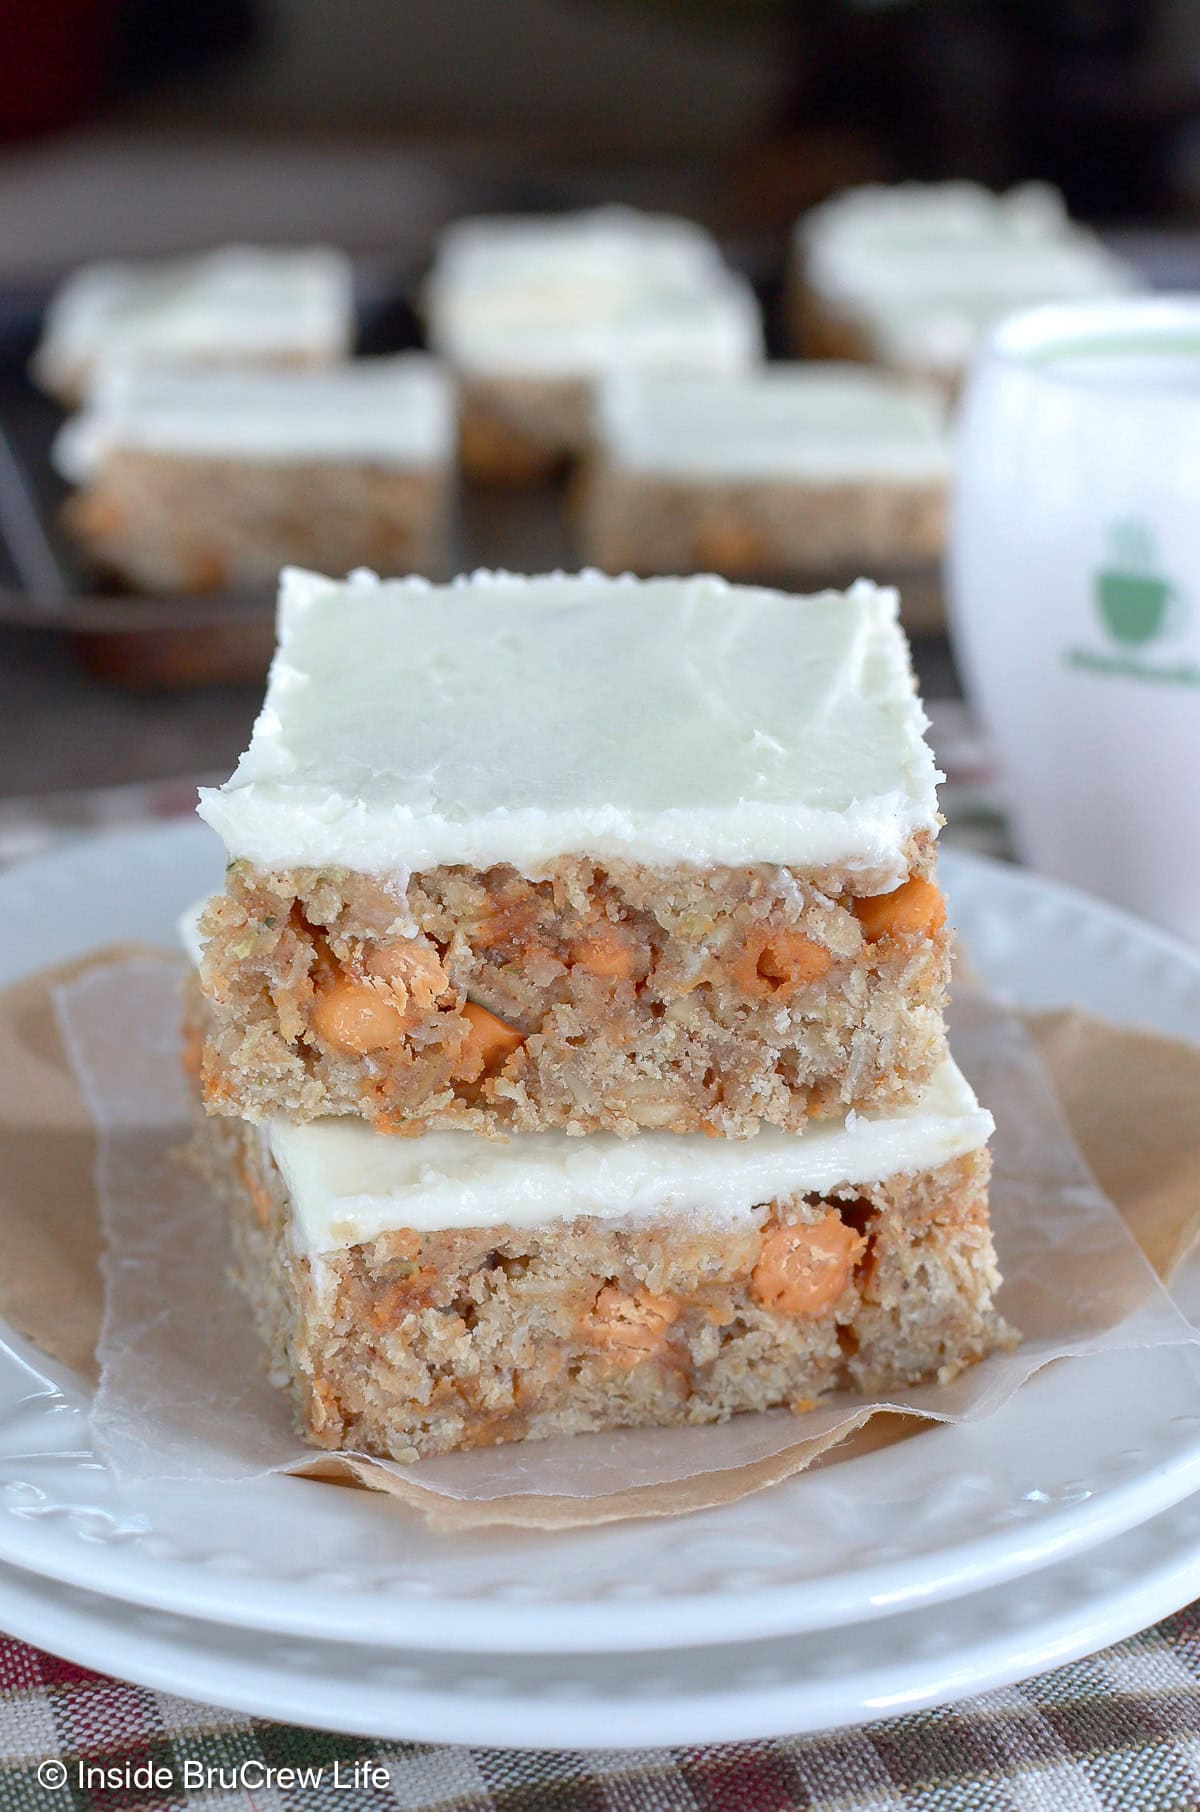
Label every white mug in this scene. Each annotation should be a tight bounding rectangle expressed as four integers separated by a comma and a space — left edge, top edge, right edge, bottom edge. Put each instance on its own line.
947, 295, 1200, 945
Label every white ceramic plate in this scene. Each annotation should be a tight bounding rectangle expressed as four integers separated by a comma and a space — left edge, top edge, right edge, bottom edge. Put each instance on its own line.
2, 1487, 1200, 1746
0, 822, 1198, 1658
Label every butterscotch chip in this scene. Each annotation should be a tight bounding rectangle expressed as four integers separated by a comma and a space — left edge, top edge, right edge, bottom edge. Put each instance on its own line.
584, 1285, 681, 1362
472, 901, 542, 953
696, 514, 768, 575
568, 927, 637, 980
452, 1002, 524, 1082
364, 939, 449, 1012
731, 926, 834, 999
750, 1213, 866, 1316
312, 979, 406, 1054
854, 877, 946, 942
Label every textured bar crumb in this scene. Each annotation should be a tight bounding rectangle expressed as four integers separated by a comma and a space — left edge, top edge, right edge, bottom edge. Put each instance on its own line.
579, 463, 945, 582
65, 452, 450, 593
194, 842, 949, 1138
194, 1111, 1007, 1460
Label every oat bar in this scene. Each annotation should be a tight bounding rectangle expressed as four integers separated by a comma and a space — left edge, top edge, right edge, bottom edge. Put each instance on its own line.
193, 568, 950, 1139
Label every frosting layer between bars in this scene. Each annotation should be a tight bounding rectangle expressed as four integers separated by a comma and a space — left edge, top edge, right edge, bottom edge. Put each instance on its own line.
264, 1057, 992, 1253
196, 568, 941, 880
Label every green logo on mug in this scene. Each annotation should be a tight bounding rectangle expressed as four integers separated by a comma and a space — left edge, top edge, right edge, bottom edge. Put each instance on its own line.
1066, 518, 1198, 687
1094, 520, 1176, 645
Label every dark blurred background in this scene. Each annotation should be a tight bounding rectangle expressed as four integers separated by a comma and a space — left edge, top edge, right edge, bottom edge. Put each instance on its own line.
3, 0, 1199, 282
0, 0, 1198, 823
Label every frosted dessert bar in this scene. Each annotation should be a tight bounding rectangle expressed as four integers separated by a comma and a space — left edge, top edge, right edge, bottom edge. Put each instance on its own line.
187, 1012, 1002, 1458
194, 567, 950, 1139
53, 357, 453, 593
32, 245, 354, 404
580, 364, 948, 587
424, 206, 762, 484
793, 181, 1138, 388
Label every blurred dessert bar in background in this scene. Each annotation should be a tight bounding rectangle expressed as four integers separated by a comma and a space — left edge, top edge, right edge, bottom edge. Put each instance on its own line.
424, 206, 762, 485
792, 181, 1139, 389
579, 363, 948, 592
192, 567, 950, 1140
54, 356, 453, 592
31, 244, 355, 404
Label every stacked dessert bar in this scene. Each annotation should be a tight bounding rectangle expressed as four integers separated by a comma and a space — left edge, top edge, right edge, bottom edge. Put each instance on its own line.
188, 567, 1005, 1460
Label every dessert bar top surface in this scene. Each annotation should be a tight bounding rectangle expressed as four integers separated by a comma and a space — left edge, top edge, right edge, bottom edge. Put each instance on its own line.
431, 205, 729, 290
33, 245, 353, 394
799, 182, 1137, 372
855, 243, 1137, 374
426, 205, 761, 377
54, 355, 452, 482
263, 1056, 992, 1253
595, 365, 949, 481
799, 180, 1077, 261
197, 567, 941, 878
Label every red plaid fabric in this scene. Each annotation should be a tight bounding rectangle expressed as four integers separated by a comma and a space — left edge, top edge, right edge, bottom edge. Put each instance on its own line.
5, 1609, 1200, 1811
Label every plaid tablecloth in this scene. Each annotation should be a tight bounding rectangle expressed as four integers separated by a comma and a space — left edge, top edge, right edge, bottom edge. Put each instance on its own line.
3, 731, 1197, 1812
6, 1611, 1200, 1812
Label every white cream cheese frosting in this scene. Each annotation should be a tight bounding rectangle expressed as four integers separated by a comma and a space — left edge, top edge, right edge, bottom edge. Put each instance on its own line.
32, 245, 354, 396
270, 1060, 992, 1252
196, 567, 942, 881
800, 182, 1138, 374
431, 205, 731, 294
595, 364, 949, 481
859, 241, 1140, 375
801, 180, 1074, 266
53, 355, 452, 484
426, 206, 762, 378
